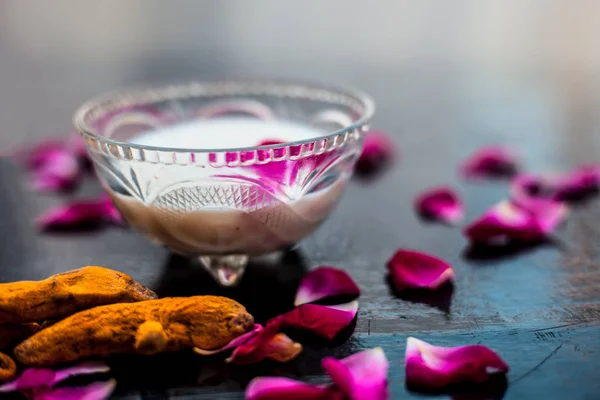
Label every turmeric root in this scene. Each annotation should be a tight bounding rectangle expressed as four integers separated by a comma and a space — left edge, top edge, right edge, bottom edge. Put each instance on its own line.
0, 323, 40, 349
0, 352, 16, 382
0, 266, 157, 324
14, 295, 254, 366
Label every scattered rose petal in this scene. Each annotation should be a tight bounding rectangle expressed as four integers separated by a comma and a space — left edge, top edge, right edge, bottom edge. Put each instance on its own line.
459, 145, 518, 179
556, 164, 600, 200
34, 379, 116, 400
355, 131, 396, 175
0, 369, 55, 392
415, 186, 464, 224
25, 141, 81, 193
387, 250, 454, 292
261, 333, 303, 363
194, 324, 263, 356
245, 377, 330, 400
0, 361, 110, 392
37, 194, 122, 231
294, 266, 361, 306
509, 179, 569, 232
510, 173, 556, 211
511, 165, 600, 209
463, 200, 567, 244
280, 301, 359, 340
322, 347, 389, 400
405, 337, 509, 389
245, 348, 388, 400
224, 321, 302, 364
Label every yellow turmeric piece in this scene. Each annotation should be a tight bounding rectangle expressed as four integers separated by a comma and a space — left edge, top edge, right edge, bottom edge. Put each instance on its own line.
0, 323, 40, 349
15, 295, 254, 367
0, 266, 157, 324
0, 352, 16, 382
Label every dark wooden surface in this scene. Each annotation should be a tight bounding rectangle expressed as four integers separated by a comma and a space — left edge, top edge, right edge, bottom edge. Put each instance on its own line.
2, 66, 600, 398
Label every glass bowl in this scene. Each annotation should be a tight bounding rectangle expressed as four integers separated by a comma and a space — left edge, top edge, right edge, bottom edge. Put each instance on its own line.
73, 80, 374, 286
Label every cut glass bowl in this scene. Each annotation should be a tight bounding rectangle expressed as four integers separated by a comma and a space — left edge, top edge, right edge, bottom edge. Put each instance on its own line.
73, 80, 374, 286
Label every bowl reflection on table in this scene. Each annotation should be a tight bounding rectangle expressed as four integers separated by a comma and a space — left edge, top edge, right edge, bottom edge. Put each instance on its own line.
73, 80, 374, 286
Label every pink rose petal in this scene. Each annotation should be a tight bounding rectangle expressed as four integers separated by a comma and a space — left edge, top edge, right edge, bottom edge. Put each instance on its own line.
23, 141, 64, 170
260, 333, 303, 363
245, 348, 387, 400
194, 324, 262, 356
225, 321, 302, 364
510, 173, 557, 211
415, 186, 464, 224
355, 131, 396, 175
387, 250, 454, 292
245, 377, 330, 400
294, 266, 361, 306
0, 369, 56, 392
37, 195, 122, 231
511, 165, 600, 208
27, 142, 81, 193
459, 145, 518, 179
225, 323, 273, 364
405, 337, 509, 389
280, 301, 359, 340
35, 380, 116, 400
463, 200, 567, 244
0, 361, 110, 393
322, 347, 389, 400
556, 164, 600, 200
51, 361, 111, 387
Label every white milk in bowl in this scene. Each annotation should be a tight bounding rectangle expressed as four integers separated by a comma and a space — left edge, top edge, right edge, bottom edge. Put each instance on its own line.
104, 118, 349, 256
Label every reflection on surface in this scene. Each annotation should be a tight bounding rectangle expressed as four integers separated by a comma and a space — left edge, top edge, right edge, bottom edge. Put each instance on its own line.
154, 250, 308, 323
406, 374, 508, 400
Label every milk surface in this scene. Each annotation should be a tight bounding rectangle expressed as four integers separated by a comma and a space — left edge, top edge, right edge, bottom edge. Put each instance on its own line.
129, 118, 321, 149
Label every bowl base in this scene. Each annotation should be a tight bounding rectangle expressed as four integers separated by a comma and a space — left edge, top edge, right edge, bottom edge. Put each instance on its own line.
198, 254, 249, 287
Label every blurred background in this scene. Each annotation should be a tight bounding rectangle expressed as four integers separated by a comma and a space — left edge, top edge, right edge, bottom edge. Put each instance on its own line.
1, 0, 599, 164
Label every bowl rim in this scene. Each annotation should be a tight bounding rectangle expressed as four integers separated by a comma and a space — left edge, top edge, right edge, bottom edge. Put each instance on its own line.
72, 78, 375, 154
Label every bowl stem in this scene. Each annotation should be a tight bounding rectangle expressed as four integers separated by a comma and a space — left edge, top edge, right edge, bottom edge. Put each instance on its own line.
199, 254, 249, 287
